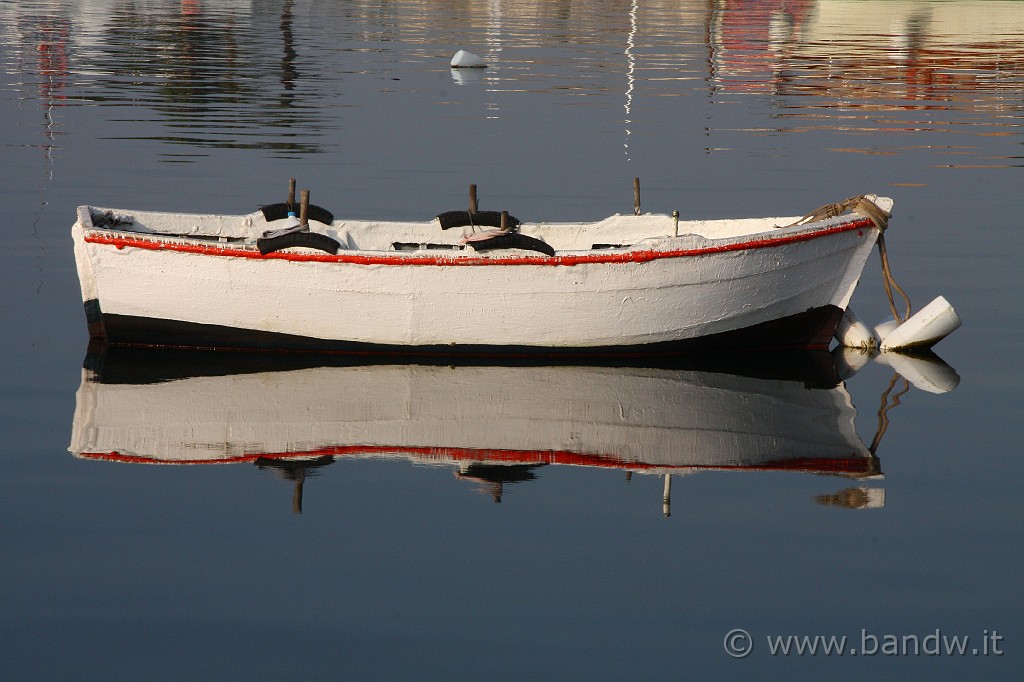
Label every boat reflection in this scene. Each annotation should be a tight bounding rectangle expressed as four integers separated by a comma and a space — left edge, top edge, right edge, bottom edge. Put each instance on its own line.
70, 346, 890, 515
815, 486, 886, 510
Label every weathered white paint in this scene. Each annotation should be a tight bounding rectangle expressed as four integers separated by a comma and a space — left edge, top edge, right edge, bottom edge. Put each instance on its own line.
70, 364, 873, 474
73, 201, 888, 348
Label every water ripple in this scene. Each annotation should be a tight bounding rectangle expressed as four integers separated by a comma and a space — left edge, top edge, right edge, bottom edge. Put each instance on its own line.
2, 0, 1020, 164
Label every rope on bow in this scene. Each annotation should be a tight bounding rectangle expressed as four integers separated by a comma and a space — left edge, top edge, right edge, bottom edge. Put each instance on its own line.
784, 195, 910, 322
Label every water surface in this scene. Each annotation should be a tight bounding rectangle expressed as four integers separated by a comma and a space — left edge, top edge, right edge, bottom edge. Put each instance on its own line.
1, 1, 1021, 679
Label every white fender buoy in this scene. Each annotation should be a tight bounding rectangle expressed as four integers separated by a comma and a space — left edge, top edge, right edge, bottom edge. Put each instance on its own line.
451, 50, 486, 68
874, 351, 960, 394
831, 346, 875, 381
835, 307, 879, 349
880, 296, 961, 351
874, 317, 900, 343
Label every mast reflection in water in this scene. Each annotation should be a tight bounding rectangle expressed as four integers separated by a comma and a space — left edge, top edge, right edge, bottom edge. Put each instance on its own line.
70, 346, 887, 515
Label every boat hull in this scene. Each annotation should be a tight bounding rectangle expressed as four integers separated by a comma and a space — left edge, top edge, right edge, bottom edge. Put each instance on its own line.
87, 301, 845, 357
73, 207, 880, 354
70, 359, 876, 477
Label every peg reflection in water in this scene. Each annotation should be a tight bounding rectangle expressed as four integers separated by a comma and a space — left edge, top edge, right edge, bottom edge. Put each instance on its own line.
69, 347, 887, 515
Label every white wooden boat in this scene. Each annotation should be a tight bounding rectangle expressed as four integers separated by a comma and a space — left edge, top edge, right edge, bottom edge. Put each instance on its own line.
72, 192, 892, 355
69, 354, 881, 510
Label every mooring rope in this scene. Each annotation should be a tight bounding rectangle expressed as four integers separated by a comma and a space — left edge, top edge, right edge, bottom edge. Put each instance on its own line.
785, 195, 911, 322
877, 233, 913, 323
785, 194, 890, 230
870, 372, 911, 455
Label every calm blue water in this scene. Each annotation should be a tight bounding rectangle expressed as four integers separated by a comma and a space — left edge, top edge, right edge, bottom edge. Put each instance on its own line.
1, 1, 1022, 679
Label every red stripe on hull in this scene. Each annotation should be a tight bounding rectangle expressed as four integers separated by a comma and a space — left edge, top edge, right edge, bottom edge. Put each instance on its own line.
79, 447, 878, 476
82, 218, 874, 266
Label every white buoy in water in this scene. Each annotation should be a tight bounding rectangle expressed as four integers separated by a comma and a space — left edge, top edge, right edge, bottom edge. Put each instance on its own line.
879, 296, 961, 351
835, 307, 879, 349
451, 50, 486, 68
874, 351, 961, 394
831, 346, 875, 381
874, 318, 900, 343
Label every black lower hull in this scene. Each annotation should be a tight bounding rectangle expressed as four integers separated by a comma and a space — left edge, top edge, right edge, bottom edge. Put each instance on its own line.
86, 300, 843, 356
83, 300, 845, 384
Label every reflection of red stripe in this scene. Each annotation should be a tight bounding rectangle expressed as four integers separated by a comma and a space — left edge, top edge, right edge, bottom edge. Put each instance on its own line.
83, 219, 872, 267
78, 445, 873, 475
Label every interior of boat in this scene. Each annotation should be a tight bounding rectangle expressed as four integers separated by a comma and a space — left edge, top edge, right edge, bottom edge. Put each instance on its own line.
81, 205, 804, 255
